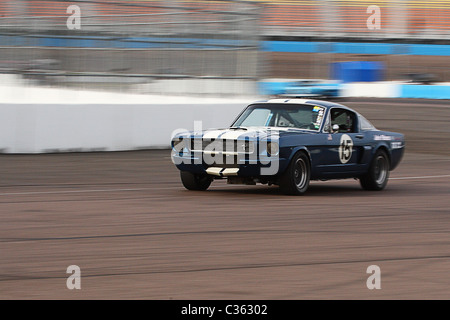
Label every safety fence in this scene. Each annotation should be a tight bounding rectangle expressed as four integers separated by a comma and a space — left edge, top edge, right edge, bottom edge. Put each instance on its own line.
0, 0, 262, 94
0, 0, 449, 92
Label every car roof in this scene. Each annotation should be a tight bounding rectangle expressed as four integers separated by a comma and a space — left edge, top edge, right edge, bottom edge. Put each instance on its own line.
256, 98, 356, 112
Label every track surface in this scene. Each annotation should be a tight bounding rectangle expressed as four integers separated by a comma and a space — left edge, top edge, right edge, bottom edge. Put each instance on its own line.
1, 98, 449, 299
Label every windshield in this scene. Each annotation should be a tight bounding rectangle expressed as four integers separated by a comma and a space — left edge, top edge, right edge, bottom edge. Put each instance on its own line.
232, 103, 326, 131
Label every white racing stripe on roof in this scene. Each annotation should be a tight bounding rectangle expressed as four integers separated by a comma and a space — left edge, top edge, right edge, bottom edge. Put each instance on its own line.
266, 98, 311, 104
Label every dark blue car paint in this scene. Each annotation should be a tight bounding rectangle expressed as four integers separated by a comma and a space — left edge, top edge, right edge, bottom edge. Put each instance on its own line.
172, 99, 405, 182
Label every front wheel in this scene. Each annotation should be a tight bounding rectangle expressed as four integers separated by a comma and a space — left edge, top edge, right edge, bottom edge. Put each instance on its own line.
279, 152, 311, 195
180, 171, 212, 191
360, 149, 390, 191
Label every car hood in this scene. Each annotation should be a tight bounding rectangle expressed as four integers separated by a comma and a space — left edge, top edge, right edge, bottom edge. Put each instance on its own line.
179, 127, 316, 141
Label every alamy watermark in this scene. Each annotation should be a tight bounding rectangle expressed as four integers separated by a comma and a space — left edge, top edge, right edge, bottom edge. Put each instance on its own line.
66, 5, 81, 30
366, 265, 381, 290
171, 121, 280, 175
66, 265, 81, 290
64, 4, 380, 32
367, 5, 381, 30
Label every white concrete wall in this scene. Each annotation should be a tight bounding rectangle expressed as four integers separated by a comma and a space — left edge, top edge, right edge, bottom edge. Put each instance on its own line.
136, 79, 258, 96
0, 103, 248, 153
0, 75, 255, 153
340, 82, 401, 98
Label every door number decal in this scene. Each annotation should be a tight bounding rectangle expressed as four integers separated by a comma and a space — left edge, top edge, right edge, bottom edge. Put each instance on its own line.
339, 134, 353, 164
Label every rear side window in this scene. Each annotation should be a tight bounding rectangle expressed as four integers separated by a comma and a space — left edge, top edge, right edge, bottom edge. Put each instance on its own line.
359, 115, 377, 131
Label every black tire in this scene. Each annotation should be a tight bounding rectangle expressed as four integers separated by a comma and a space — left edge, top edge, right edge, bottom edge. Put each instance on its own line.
360, 149, 390, 191
180, 171, 212, 191
279, 152, 311, 195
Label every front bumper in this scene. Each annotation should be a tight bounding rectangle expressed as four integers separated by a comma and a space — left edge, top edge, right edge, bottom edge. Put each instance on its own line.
172, 151, 287, 177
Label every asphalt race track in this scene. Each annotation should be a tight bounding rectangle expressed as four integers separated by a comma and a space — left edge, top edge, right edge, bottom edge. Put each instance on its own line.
0, 98, 449, 299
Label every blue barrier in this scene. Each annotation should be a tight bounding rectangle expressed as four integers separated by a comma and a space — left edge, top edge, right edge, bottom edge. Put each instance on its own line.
258, 81, 341, 96
258, 81, 293, 95
331, 61, 384, 83
259, 81, 450, 100
399, 84, 450, 99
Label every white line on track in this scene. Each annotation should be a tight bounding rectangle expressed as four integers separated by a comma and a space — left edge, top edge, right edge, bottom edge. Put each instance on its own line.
0, 185, 242, 196
0, 174, 448, 196
390, 174, 450, 180
0, 188, 150, 196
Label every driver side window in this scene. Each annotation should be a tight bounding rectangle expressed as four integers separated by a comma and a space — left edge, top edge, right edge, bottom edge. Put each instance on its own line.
277, 115, 292, 127
330, 108, 357, 133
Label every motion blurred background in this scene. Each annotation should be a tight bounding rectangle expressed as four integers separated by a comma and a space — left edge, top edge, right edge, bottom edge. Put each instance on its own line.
0, 0, 449, 97
1, 1, 450, 300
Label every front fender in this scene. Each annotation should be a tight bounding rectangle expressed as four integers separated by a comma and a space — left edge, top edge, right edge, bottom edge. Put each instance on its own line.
279, 146, 311, 175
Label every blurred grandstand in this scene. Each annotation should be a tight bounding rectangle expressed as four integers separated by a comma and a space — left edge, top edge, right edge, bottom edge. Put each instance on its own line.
0, 0, 449, 94
0, 0, 262, 94
262, 0, 450, 39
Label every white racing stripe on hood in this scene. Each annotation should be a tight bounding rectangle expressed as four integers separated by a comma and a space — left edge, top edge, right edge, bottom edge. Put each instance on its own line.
220, 130, 247, 140
203, 130, 226, 139
202, 128, 266, 140
200, 127, 294, 140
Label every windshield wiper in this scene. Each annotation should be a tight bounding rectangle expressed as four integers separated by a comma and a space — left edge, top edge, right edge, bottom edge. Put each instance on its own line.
229, 127, 248, 130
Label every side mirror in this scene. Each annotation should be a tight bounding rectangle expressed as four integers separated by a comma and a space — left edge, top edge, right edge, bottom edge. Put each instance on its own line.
332, 124, 340, 133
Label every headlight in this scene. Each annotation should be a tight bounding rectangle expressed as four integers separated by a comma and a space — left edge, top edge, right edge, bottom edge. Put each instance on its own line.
267, 141, 279, 156
172, 138, 185, 152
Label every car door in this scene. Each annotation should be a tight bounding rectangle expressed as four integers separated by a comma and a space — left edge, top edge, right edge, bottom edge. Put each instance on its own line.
320, 108, 367, 176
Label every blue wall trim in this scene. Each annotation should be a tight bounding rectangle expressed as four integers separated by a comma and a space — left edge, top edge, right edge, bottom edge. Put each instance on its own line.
2, 34, 450, 56
408, 44, 450, 56
262, 41, 317, 53
264, 40, 450, 56
0, 35, 248, 49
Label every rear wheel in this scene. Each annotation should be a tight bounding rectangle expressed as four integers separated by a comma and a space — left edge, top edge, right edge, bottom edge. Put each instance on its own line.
279, 152, 311, 195
360, 149, 390, 191
180, 171, 212, 191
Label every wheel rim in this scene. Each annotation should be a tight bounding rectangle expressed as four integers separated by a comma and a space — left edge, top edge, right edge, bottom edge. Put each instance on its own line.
294, 158, 307, 189
374, 155, 388, 185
